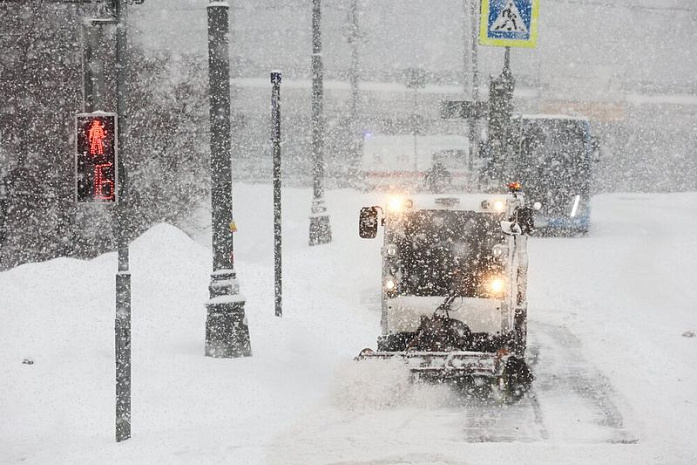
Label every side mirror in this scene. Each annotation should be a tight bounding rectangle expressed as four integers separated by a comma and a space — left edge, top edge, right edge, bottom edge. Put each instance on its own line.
359, 206, 379, 239
500, 221, 522, 236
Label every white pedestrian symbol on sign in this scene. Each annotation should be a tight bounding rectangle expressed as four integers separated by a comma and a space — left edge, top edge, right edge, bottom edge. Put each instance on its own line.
480, 0, 538, 48
491, 0, 528, 33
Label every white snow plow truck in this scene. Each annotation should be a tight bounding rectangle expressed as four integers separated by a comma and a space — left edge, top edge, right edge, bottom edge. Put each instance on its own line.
357, 183, 536, 400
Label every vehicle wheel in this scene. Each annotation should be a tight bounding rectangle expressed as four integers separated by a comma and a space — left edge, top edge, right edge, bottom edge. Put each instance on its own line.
500, 357, 533, 403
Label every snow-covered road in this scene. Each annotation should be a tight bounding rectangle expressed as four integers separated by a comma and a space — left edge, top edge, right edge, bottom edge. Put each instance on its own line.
1, 186, 696, 464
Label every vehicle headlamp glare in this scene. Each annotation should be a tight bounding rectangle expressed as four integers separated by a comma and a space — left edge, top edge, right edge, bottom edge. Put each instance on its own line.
384, 276, 397, 291
485, 276, 506, 295
482, 199, 506, 212
384, 243, 398, 257
387, 196, 413, 213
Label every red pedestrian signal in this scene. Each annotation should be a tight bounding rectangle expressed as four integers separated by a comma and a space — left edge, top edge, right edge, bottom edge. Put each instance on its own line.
75, 113, 118, 203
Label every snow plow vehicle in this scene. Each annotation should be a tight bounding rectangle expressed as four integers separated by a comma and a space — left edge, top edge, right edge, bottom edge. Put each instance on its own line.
357, 183, 536, 400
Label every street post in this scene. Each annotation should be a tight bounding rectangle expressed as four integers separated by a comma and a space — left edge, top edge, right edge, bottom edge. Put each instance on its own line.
205, 0, 252, 358
309, 0, 332, 246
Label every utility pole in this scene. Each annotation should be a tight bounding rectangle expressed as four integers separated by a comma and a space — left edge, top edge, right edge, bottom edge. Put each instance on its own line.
464, 0, 480, 179
347, 0, 362, 178
271, 71, 282, 318
309, 0, 332, 246
113, 0, 131, 444
405, 68, 426, 172
487, 46, 515, 185
469, 0, 480, 104
205, 0, 252, 358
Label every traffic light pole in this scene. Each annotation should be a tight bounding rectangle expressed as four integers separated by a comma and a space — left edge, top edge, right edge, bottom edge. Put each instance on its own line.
205, 1, 252, 358
82, 17, 112, 113
309, 0, 332, 246
113, 0, 131, 443
82, 21, 97, 112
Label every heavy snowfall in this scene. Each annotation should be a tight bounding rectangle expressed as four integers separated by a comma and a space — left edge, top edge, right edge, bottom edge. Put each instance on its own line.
2, 187, 697, 464
1, 0, 697, 464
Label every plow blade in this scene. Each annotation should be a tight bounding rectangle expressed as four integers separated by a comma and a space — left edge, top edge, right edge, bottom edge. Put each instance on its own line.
356, 349, 504, 379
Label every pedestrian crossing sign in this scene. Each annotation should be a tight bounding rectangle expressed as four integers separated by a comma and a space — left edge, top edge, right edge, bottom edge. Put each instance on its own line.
480, 0, 539, 48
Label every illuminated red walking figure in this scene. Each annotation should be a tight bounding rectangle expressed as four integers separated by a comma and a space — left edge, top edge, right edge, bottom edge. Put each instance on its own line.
84, 118, 114, 200
88, 119, 106, 156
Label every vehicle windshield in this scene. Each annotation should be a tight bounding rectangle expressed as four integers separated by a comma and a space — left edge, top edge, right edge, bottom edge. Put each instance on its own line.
514, 118, 590, 214
395, 210, 504, 297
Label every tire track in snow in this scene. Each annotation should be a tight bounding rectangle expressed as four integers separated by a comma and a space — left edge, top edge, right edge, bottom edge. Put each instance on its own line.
531, 321, 638, 444
456, 340, 547, 443
457, 385, 548, 443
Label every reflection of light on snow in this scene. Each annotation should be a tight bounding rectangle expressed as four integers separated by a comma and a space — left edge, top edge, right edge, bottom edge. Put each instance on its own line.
363, 130, 373, 139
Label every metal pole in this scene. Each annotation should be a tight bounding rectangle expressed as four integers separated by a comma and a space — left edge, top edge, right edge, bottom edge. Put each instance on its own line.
413, 88, 418, 171
471, 0, 480, 103
82, 18, 111, 113
502, 46, 513, 181
0, 175, 7, 257
405, 68, 425, 174
309, 0, 332, 246
113, 0, 131, 444
205, 1, 251, 358
271, 71, 282, 318
469, 0, 480, 182
348, 0, 362, 176
504, 46, 511, 73
82, 22, 94, 112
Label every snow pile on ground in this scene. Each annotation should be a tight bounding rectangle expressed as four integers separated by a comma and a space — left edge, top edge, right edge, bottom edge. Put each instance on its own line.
1, 186, 697, 464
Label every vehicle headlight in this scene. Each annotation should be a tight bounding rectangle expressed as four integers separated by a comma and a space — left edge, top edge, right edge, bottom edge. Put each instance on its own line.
384, 276, 397, 292
387, 196, 413, 213
484, 275, 506, 295
481, 199, 506, 212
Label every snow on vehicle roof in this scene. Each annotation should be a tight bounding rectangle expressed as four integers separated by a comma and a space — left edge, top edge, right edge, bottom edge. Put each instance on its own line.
517, 113, 590, 122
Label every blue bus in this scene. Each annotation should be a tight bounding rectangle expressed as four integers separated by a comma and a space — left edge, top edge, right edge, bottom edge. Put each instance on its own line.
509, 114, 595, 235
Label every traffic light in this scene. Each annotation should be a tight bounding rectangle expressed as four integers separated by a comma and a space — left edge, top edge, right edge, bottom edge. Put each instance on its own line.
75, 112, 118, 203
